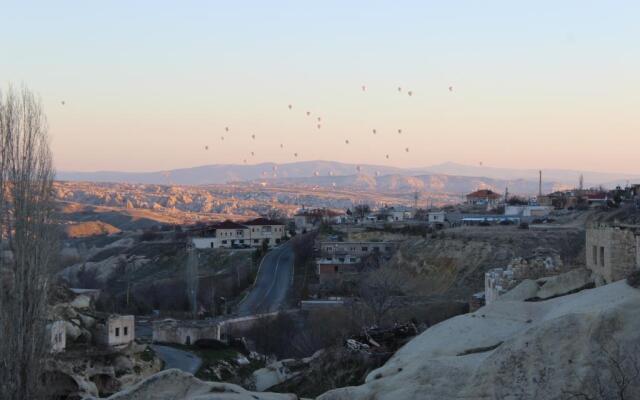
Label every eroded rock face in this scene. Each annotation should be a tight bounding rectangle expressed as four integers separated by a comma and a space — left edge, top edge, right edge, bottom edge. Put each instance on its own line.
89, 369, 298, 400
318, 279, 640, 400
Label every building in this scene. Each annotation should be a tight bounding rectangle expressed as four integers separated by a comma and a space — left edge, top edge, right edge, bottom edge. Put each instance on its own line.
586, 224, 640, 284
585, 193, 609, 207
191, 218, 286, 249
428, 211, 447, 226
243, 218, 286, 247
504, 205, 552, 218
95, 315, 135, 347
317, 241, 396, 283
316, 257, 361, 283
48, 320, 66, 353
466, 189, 502, 209
293, 208, 347, 232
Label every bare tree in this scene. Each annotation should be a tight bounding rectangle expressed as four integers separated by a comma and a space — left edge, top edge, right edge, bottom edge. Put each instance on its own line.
0, 85, 57, 399
358, 267, 410, 326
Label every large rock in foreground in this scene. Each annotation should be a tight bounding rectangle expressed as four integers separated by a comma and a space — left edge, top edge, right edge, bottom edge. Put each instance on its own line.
91, 369, 298, 400
319, 279, 640, 400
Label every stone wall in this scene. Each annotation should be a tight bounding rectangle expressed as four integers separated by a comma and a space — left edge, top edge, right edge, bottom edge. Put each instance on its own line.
586, 225, 639, 283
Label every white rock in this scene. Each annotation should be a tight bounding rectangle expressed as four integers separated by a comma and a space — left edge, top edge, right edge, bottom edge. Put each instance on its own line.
71, 295, 92, 310
319, 280, 640, 400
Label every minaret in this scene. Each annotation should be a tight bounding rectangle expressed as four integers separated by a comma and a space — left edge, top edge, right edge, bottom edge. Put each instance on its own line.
538, 170, 542, 197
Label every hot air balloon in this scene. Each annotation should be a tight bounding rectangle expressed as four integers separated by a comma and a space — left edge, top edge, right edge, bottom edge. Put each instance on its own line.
372, 129, 377, 134
280, 144, 284, 148
329, 171, 334, 176
408, 91, 413, 96
294, 152, 298, 157
221, 136, 224, 141
243, 159, 247, 164
375, 171, 380, 177
288, 104, 293, 109
385, 154, 389, 159
361, 85, 366, 91
332, 182, 336, 187
356, 165, 361, 172
317, 117, 321, 122
398, 129, 402, 134
314, 171, 319, 176
251, 151, 254, 156
251, 134, 256, 139
405, 147, 409, 152
306, 111, 311, 116
317, 124, 321, 129
225, 127, 229, 132
272, 165, 277, 171
449, 86, 454, 92
345, 139, 349, 144
61, 100, 65, 106
398, 87, 402, 92
205, 146, 209, 150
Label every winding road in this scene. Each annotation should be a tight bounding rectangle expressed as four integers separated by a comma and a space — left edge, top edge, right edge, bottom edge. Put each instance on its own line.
236, 242, 295, 316
152, 344, 202, 374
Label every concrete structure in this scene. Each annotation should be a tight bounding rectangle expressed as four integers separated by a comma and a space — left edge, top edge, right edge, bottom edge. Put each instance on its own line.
504, 205, 552, 218
293, 208, 346, 232
316, 257, 361, 283
586, 224, 640, 283
191, 218, 286, 249
48, 320, 66, 353
319, 241, 395, 258
95, 315, 135, 347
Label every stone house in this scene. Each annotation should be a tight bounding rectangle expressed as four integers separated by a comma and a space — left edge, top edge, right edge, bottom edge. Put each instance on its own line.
586, 224, 640, 283
95, 315, 135, 347
484, 256, 562, 304
191, 218, 286, 249
316, 241, 396, 283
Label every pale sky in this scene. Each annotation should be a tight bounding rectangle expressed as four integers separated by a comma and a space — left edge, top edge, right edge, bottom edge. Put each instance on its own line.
1, 1, 639, 174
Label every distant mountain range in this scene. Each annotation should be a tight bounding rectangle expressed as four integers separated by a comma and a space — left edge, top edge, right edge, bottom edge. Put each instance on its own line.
57, 161, 640, 192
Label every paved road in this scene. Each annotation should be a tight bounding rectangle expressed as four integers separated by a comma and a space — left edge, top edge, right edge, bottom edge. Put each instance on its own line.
152, 345, 202, 374
237, 242, 294, 316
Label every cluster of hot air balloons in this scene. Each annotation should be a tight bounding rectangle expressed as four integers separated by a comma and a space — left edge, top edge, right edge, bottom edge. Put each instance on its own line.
203, 83, 456, 176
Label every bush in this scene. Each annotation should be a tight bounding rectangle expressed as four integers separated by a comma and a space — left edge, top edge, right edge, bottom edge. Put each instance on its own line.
627, 270, 640, 288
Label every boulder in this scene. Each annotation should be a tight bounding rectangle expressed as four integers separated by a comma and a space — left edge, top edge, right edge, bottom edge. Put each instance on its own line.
319, 280, 640, 400
89, 369, 297, 400
71, 294, 92, 310
535, 268, 593, 299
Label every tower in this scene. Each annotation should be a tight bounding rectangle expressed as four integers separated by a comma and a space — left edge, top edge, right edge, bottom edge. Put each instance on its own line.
538, 170, 542, 197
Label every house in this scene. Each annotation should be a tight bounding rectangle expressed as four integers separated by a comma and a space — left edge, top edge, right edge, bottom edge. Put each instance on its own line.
293, 208, 344, 232
244, 218, 286, 247
190, 218, 286, 249
586, 224, 640, 284
466, 189, 502, 209
586, 192, 609, 208
316, 257, 361, 283
428, 211, 447, 226
95, 315, 135, 347
316, 241, 396, 283
48, 320, 66, 353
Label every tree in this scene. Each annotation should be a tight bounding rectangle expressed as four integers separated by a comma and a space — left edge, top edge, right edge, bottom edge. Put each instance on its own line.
0, 85, 57, 400
358, 267, 410, 326
354, 204, 371, 219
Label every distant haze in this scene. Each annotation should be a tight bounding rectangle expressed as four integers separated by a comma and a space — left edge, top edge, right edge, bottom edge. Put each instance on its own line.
57, 161, 640, 190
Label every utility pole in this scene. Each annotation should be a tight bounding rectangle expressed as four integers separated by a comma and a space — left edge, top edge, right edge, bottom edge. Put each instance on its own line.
538, 170, 543, 197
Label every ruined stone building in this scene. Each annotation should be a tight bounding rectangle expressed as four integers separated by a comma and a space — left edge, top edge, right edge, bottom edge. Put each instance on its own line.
586, 224, 640, 283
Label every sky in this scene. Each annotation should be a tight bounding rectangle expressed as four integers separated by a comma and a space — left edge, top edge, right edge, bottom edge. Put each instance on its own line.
1, 1, 639, 174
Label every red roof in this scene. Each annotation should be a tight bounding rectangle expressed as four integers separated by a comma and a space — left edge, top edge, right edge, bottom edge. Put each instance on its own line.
466, 189, 501, 200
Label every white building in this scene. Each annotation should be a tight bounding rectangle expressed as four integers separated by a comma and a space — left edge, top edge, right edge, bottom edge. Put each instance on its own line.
191, 218, 286, 249
95, 315, 135, 347
48, 320, 66, 353
428, 211, 447, 225
504, 205, 552, 218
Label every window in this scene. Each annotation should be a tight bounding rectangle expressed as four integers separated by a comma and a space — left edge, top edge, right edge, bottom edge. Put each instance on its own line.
115, 327, 120, 337
349, 257, 357, 262
239, 240, 244, 244
124, 327, 128, 336
592, 245, 597, 266
334, 265, 339, 272
210, 242, 214, 248
222, 240, 227, 244
362, 246, 368, 251
339, 257, 345, 262
600, 246, 605, 267
253, 239, 259, 243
